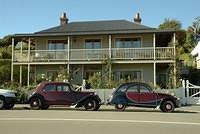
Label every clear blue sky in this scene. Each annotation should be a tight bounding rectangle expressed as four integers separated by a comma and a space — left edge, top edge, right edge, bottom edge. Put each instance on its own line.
0, 0, 199, 38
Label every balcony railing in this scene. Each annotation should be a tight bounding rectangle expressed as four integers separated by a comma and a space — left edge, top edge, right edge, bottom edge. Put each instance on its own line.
14, 47, 174, 62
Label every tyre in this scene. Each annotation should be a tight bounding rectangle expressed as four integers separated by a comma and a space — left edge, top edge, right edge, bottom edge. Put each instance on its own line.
0, 97, 5, 110
84, 99, 98, 111
4, 103, 15, 110
160, 100, 175, 112
30, 97, 42, 110
41, 104, 49, 110
115, 103, 126, 111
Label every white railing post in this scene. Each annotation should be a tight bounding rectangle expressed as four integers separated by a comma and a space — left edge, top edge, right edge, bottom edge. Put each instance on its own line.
67, 36, 70, 74
11, 38, 14, 83
186, 80, 190, 105
153, 33, 156, 88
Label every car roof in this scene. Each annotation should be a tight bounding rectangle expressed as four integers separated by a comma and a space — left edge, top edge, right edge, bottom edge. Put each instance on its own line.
39, 81, 70, 85
120, 82, 148, 86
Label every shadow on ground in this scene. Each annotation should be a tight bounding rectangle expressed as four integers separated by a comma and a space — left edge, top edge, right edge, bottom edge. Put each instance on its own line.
11, 105, 198, 114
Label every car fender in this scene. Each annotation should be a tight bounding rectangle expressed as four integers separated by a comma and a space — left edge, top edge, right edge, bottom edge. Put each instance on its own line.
75, 94, 101, 107
111, 96, 127, 105
158, 96, 176, 108
28, 93, 45, 104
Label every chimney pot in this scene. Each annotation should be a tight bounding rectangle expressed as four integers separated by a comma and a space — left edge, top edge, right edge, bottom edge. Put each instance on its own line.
134, 12, 142, 24
60, 12, 68, 25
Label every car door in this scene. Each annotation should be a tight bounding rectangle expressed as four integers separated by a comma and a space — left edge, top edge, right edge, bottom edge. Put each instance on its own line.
139, 84, 157, 106
41, 83, 60, 105
125, 84, 140, 105
56, 84, 76, 105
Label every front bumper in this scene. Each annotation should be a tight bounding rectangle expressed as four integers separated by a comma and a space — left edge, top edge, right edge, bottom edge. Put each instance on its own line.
175, 98, 181, 108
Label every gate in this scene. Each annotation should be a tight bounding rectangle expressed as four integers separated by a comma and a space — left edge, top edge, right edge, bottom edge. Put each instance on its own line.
183, 80, 200, 105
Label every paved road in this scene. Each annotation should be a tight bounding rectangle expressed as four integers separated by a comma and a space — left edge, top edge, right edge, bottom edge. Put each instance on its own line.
0, 105, 200, 134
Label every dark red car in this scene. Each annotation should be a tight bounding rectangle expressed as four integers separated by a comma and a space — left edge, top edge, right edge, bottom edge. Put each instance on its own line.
28, 82, 101, 111
107, 82, 180, 112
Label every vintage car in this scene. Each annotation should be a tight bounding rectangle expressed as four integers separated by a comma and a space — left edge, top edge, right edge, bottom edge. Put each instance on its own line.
28, 81, 101, 111
107, 82, 180, 112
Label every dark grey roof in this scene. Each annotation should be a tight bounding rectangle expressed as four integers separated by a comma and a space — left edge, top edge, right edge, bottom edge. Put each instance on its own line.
35, 20, 155, 34
13, 20, 175, 37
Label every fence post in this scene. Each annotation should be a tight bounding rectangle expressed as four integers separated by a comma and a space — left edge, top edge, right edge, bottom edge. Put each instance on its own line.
186, 80, 190, 105
103, 89, 106, 104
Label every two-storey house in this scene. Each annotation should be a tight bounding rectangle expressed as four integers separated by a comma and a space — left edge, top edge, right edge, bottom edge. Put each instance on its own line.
11, 13, 176, 88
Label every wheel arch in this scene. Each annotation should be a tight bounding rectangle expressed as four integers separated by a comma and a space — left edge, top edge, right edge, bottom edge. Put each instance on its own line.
76, 95, 100, 107
159, 97, 176, 107
28, 94, 46, 104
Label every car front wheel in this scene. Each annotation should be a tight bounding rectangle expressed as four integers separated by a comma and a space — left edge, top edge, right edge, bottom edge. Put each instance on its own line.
84, 99, 98, 111
30, 98, 42, 110
115, 103, 126, 111
160, 100, 175, 112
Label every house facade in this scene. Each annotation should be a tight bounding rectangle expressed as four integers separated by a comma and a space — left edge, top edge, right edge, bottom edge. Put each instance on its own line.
191, 41, 200, 69
11, 13, 176, 88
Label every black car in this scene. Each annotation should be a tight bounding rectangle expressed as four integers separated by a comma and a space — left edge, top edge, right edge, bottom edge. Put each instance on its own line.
107, 82, 180, 112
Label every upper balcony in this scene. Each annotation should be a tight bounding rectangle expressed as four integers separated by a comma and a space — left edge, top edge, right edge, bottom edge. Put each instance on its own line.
13, 47, 175, 63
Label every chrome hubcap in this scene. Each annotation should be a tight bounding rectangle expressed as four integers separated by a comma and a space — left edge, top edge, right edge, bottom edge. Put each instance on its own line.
118, 104, 123, 108
88, 102, 92, 107
33, 101, 38, 106
166, 104, 172, 110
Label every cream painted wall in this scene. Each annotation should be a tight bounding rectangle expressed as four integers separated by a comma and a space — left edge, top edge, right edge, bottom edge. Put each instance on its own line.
35, 36, 68, 50
35, 34, 154, 50
112, 34, 153, 48
112, 63, 154, 83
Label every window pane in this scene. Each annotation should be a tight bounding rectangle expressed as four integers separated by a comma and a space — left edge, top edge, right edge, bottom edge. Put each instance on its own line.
113, 71, 141, 81
117, 85, 127, 92
57, 85, 62, 92
140, 86, 150, 93
48, 40, 67, 50
44, 84, 56, 92
127, 85, 138, 92
63, 85, 70, 92
85, 39, 101, 49
115, 38, 141, 48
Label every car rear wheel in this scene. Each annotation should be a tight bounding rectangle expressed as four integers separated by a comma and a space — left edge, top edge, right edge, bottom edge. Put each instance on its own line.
115, 103, 126, 111
41, 104, 49, 110
0, 97, 5, 110
4, 103, 15, 110
30, 98, 42, 110
160, 100, 175, 112
84, 99, 98, 111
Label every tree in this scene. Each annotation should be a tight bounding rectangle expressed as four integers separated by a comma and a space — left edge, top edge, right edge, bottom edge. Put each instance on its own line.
188, 16, 200, 44
0, 35, 12, 47
159, 18, 182, 30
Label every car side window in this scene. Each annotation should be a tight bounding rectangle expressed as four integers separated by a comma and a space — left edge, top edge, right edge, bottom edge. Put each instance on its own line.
127, 85, 138, 93
57, 85, 70, 92
117, 85, 127, 92
140, 85, 151, 93
44, 84, 56, 92
62, 85, 70, 92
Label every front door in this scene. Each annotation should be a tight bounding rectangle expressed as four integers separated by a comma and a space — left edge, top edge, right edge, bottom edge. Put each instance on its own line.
56, 84, 76, 105
139, 84, 157, 106
125, 84, 140, 104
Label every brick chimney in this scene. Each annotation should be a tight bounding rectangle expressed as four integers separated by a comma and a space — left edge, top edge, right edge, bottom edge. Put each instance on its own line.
134, 12, 142, 24
60, 12, 68, 25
